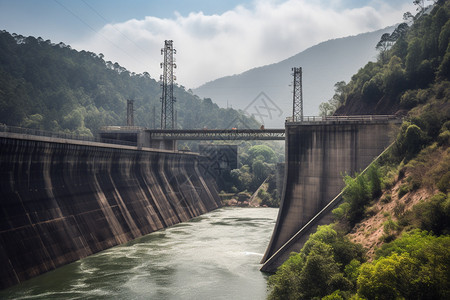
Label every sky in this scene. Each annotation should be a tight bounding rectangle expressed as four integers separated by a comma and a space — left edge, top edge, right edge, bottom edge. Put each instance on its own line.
0, 0, 416, 89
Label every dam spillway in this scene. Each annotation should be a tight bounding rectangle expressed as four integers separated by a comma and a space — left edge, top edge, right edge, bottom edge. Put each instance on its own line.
0, 131, 222, 289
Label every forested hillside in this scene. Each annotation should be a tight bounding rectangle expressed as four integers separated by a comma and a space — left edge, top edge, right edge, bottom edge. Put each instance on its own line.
323, 0, 450, 116
0, 30, 258, 136
268, 1, 449, 299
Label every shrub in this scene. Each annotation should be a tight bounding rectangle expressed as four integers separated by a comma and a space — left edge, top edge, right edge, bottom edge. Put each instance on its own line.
367, 164, 382, 198
438, 130, 450, 146
394, 122, 428, 161
381, 193, 392, 204
437, 171, 450, 193
365, 206, 379, 217
398, 184, 409, 198
412, 193, 450, 235
322, 290, 346, 300
237, 192, 250, 202
397, 210, 413, 228
381, 217, 399, 242
438, 120, 450, 146
393, 201, 406, 217
343, 174, 370, 226
383, 217, 399, 234
400, 89, 419, 108
332, 202, 350, 221
405, 124, 427, 156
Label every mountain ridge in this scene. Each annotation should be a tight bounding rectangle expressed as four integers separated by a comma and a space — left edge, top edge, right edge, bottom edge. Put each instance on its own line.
194, 26, 395, 127
0, 30, 259, 135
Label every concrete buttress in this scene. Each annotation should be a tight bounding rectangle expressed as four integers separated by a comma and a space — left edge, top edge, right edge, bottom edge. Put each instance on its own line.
261, 118, 400, 272
0, 133, 221, 289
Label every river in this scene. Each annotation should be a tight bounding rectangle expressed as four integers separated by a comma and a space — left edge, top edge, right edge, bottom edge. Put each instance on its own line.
0, 207, 278, 300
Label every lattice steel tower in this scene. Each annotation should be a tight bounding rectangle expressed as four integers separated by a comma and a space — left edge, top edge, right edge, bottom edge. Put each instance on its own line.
160, 40, 177, 129
292, 67, 303, 122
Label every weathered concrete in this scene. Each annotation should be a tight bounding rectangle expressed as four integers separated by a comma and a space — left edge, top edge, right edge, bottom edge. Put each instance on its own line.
261, 119, 399, 272
0, 133, 221, 289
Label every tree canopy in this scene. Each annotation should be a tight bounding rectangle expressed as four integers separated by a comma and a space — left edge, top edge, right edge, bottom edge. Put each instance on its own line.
322, 1, 450, 116
0, 30, 259, 135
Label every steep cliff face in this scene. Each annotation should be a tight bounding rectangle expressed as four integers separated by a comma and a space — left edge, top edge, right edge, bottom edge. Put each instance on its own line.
0, 134, 221, 289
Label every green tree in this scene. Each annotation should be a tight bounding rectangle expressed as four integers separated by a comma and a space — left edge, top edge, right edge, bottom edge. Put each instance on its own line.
358, 252, 420, 300
376, 33, 395, 63
319, 101, 336, 116
362, 230, 450, 300
382, 55, 407, 96
268, 225, 365, 299
366, 164, 382, 198
297, 241, 340, 299
395, 122, 428, 160
247, 145, 276, 163
361, 74, 383, 102
342, 174, 370, 226
412, 193, 450, 235
22, 113, 44, 129
319, 81, 347, 116
0, 30, 260, 134
406, 38, 423, 85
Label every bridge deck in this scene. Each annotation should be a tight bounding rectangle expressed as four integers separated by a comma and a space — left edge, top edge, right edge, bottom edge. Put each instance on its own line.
146, 129, 285, 140
286, 114, 400, 124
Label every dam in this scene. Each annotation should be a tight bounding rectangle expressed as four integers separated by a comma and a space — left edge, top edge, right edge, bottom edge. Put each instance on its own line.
260, 115, 400, 272
0, 115, 400, 289
0, 129, 222, 289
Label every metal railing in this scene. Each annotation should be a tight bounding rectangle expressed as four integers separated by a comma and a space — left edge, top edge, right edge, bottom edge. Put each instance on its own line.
99, 126, 145, 132
146, 128, 285, 140
286, 115, 400, 123
0, 124, 136, 146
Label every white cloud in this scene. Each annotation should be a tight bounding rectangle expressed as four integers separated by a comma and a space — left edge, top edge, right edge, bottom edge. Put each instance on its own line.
73, 0, 415, 89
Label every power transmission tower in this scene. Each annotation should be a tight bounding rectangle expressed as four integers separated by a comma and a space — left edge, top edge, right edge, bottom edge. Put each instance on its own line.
152, 105, 156, 129
160, 40, 177, 129
127, 99, 134, 126
292, 67, 303, 122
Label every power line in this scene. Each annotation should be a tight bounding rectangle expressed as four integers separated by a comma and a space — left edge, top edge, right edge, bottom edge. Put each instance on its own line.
80, 0, 152, 61
53, 0, 151, 72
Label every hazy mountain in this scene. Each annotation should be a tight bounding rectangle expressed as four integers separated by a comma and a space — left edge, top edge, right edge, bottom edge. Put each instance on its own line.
0, 30, 259, 135
193, 27, 395, 128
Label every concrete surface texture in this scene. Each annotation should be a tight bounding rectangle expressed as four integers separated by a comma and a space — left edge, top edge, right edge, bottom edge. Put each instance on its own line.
261, 120, 398, 272
0, 134, 221, 289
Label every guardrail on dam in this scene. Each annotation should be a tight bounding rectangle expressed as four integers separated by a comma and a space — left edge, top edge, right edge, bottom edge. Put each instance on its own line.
0, 131, 222, 289
260, 116, 401, 273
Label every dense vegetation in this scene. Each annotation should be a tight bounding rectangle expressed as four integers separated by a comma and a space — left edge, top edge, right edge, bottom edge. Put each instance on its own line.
320, 0, 450, 116
0, 30, 259, 135
0, 28, 281, 205
231, 143, 282, 206
269, 1, 449, 299
213, 142, 283, 207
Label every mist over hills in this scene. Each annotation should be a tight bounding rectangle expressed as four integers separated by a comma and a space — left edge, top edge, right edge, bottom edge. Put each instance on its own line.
0, 30, 259, 134
193, 26, 395, 127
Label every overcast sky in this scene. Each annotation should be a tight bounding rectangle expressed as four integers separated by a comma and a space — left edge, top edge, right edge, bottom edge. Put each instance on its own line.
0, 0, 416, 88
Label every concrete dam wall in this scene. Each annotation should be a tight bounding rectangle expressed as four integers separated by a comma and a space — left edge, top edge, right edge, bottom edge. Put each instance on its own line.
0, 133, 222, 289
261, 118, 399, 272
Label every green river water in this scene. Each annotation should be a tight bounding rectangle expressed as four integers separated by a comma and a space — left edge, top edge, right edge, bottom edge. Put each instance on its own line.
1, 207, 278, 300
